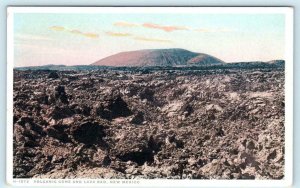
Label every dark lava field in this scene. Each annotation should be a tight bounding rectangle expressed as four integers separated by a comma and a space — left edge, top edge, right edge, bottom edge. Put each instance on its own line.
13, 66, 285, 179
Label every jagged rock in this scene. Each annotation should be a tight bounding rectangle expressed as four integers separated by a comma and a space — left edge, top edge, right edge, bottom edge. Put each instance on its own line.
94, 95, 132, 120
13, 66, 284, 179
71, 121, 106, 145
140, 88, 155, 101
48, 71, 60, 79
49, 106, 74, 120
54, 85, 68, 104
130, 112, 144, 125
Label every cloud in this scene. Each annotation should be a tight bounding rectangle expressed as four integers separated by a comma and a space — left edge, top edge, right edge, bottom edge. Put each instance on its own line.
142, 23, 189, 32
49, 26, 65, 31
114, 21, 189, 32
81, 33, 99, 39
105, 31, 132, 37
69, 29, 82, 34
113, 20, 233, 34
133, 36, 172, 43
49, 26, 99, 39
105, 30, 169, 43
114, 21, 138, 27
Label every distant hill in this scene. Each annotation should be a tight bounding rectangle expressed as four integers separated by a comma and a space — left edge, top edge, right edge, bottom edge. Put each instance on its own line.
187, 54, 225, 65
14, 48, 285, 71
228, 60, 285, 67
15, 64, 67, 70
266, 60, 285, 66
14, 61, 284, 72
92, 48, 225, 67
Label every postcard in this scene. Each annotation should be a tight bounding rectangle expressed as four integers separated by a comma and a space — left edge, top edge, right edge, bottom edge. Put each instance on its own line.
7, 7, 293, 187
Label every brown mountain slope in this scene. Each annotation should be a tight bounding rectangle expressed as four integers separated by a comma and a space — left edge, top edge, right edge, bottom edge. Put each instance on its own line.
186, 54, 225, 65
92, 48, 225, 67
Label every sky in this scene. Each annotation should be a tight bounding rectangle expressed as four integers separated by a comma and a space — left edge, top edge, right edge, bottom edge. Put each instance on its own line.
13, 12, 285, 67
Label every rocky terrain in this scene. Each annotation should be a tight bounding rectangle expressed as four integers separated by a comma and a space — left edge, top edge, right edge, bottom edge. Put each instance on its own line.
13, 66, 285, 179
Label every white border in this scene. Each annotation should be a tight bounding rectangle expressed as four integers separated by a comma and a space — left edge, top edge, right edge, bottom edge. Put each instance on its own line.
6, 7, 294, 187
6, 7, 14, 187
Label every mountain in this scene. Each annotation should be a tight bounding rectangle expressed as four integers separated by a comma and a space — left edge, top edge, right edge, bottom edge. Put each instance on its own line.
186, 54, 225, 65
228, 60, 285, 67
266, 60, 285, 66
92, 48, 225, 67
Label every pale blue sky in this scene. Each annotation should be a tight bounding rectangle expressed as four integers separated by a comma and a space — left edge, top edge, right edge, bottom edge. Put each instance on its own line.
14, 13, 285, 66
